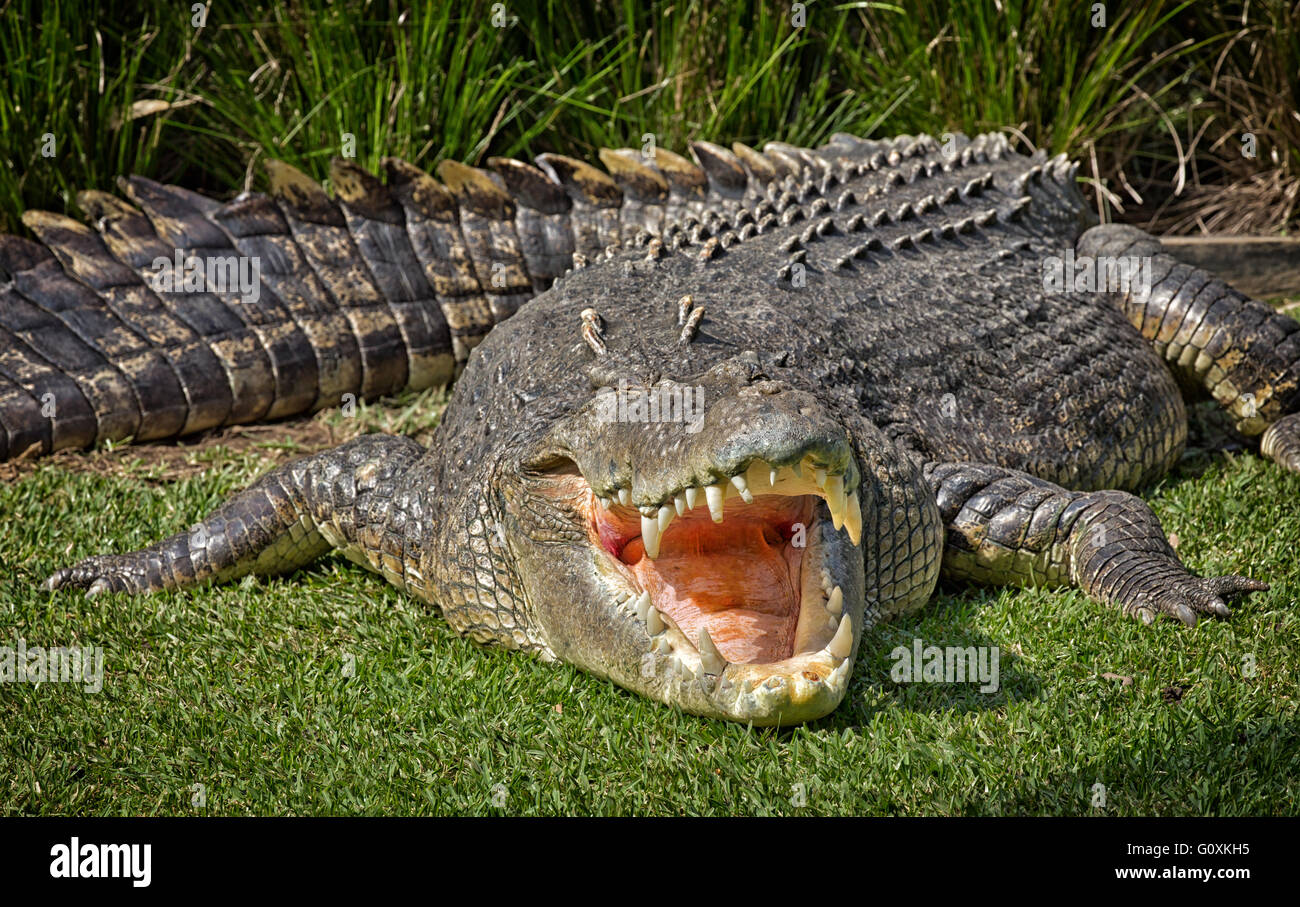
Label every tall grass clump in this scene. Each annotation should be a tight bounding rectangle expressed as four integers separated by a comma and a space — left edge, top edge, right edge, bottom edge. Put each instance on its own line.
1, 0, 1295, 233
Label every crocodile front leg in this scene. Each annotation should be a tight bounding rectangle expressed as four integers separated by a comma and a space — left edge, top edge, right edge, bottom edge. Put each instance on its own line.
46, 434, 428, 597
924, 461, 1268, 625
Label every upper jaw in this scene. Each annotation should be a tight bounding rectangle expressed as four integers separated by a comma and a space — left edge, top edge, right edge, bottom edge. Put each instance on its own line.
593, 453, 864, 554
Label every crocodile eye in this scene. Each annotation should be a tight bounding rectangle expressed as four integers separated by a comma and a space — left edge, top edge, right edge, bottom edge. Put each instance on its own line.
523, 454, 581, 478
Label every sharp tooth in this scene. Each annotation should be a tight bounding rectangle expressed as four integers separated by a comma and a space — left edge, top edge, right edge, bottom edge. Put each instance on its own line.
827, 613, 854, 660
635, 590, 652, 621
697, 627, 728, 675
617, 487, 630, 507
685, 486, 698, 510
730, 474, 753, 504
793, 461, 803, 479
769, 467, 778, 486
647, 607, 665, 635
827, 585, 843, 615
825, 474, 846, 530
815, 467, 827, 488
845, 490, 862, 545
705, 483, 725, 522
641, 513, 662, 558
657, 504, 674, 534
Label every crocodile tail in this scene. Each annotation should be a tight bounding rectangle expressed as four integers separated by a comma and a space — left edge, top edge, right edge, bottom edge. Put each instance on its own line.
0, 158, 470, 461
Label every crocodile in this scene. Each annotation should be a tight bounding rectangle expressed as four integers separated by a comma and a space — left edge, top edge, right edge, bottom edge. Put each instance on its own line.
6, 131, 1299, 724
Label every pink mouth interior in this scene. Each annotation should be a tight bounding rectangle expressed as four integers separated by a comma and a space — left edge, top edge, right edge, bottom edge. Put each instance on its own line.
593, 495, 813, 664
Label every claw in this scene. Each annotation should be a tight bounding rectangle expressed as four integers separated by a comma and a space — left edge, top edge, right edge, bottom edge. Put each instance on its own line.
1138, 607, 1156, 626
87, 578, 109, 598
1208, 599, 1232, 619
1174, 603, 1198, 627
1214, 576, 1269, 595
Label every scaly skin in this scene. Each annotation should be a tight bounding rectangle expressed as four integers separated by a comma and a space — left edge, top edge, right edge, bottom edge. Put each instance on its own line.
15, 131, 1299, 724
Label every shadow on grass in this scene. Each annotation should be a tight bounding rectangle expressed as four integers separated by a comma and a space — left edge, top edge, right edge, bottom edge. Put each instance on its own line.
779, 592, 1042, 740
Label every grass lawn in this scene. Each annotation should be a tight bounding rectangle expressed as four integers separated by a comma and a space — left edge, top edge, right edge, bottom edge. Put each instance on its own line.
1, 0, 1297, 818
1, 395, 1297, 816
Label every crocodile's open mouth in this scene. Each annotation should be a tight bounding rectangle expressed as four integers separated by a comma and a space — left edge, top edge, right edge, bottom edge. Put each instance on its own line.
597, 492, 815, 664
580, 456, 861, 679
526, 431, 868, 722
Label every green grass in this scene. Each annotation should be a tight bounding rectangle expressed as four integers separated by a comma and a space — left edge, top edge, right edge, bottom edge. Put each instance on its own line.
2, 410, 1297, 815
4, 0, 1298, 233
2, 0, 1298, 816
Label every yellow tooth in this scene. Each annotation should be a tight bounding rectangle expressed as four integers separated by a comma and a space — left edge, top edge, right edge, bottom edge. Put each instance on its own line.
827, 585, 843, 616
697, 627, 728, 675
731, 474, 753, 504
685, 486, 698, 510
657, 504, 674, 534
647, 607, 665, 635
705, 483, 725, 522
825, 474, 846, 530
617, 487, 630, 507
815, 467, 827, 488
641, 513, 661, 558
827, 613, 854, 660
769, 468, 778, 486
845, 490, 862, 545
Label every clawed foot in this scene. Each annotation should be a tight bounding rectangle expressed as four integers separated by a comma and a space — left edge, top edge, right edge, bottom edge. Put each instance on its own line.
1123, 573, 1269, 627
45, 553, 156, 596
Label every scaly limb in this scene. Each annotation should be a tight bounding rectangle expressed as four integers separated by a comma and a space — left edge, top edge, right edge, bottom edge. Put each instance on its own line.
46, 434, 428, 597
925, 461, 1268, 626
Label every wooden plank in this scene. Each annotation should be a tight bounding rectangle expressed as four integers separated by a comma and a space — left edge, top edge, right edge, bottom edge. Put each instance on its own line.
1160, 236, 1300, 300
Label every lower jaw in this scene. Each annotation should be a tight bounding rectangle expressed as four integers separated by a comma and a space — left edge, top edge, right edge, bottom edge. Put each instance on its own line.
618, 513, 865, 725
636, 630, 858, 725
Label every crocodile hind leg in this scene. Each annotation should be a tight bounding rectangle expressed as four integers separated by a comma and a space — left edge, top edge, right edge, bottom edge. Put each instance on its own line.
45, 434, 428, 597
923, 461, 1268, 625
1078, 224, 1300, 473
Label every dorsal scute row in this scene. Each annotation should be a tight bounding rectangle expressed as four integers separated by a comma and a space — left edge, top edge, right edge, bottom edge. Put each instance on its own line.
0, 129, 1079, 461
